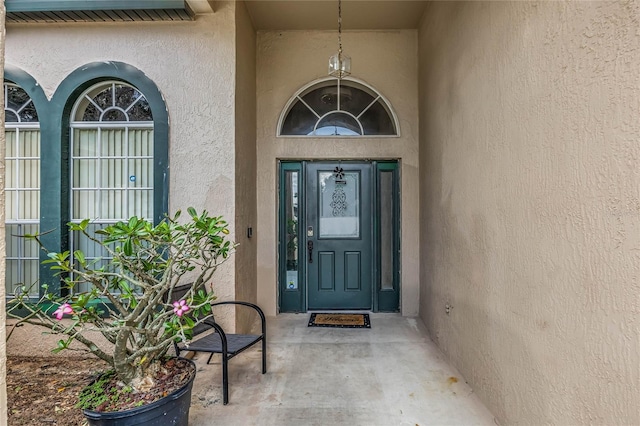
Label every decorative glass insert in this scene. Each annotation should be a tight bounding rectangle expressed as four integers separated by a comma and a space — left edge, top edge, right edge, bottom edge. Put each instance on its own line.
280, 78, 398, 136
318, 170, 360, 238
70, 81, 154, 293
4, 83, 40, 297
284, 171, 299, 291
379, 171, 394, 290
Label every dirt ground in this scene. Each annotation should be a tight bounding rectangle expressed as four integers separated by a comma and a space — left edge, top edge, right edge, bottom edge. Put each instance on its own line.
5, 322, 194, 426
7, 356, 108, 426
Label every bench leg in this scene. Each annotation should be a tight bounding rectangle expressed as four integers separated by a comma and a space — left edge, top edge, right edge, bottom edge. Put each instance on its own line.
206, 353, 214, 364
222, 355, 229, 405
262, 337, 267, 374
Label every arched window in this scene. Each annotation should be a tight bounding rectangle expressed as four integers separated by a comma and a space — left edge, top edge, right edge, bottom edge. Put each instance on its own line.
70, 81, 154, 291
4, 83, 40, 296
279, 78, 399, 136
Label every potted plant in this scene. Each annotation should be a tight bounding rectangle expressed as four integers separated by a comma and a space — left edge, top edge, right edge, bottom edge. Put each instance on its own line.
7, 208, 234, 425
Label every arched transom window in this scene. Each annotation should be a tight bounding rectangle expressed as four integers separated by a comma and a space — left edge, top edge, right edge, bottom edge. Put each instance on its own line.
279, 78, 399, 137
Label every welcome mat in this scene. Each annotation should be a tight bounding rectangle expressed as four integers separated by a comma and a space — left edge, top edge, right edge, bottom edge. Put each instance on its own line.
308, 313, 371, 329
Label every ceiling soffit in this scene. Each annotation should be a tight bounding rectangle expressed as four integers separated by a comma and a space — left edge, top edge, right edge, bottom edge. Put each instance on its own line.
244, 1, 429, 30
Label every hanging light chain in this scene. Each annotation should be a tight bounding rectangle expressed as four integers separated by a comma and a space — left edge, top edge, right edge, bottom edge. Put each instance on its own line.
338, 0, 343, 57
328, 0, 351, 78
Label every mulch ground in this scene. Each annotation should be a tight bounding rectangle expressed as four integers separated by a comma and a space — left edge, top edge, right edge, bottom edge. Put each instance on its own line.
7, 356, 108, 425
7, 356, 195, 426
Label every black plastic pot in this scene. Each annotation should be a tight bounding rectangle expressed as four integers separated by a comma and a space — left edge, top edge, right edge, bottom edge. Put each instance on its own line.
82, 358, 196, 426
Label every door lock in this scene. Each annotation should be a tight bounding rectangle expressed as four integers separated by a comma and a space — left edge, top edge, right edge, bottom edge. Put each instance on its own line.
307, 240, 314, 263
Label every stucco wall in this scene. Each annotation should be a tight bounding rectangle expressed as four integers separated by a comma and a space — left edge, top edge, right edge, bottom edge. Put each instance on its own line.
234, 1, 258, 332
5, 3, 241, 329
418, 1, 640, 424
256, 30, 420, 316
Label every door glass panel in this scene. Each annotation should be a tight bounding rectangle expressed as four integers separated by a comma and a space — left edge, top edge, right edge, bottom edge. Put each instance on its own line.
380, 171, 394, 290
318, 171, 359, 238
285, 171, 299, 290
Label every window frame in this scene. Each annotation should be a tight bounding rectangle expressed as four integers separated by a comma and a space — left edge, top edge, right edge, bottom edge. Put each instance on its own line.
277, 76, 401, 138
4, 82, 42, 297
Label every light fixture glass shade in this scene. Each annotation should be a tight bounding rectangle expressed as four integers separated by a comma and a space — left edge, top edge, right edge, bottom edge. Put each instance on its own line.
328, 53, 351, 79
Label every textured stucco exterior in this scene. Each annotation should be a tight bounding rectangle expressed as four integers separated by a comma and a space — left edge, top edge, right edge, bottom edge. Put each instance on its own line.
256, 30, 420, 316
234, 1, 258, 332
418, 1, 640, 424
4, 2, 244, 331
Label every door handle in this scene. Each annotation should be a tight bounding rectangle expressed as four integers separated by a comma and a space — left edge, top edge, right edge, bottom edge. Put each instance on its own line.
307, 241, 314, 263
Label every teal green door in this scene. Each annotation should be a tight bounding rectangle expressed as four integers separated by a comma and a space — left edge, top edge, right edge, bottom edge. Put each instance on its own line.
306, 162, 372, 310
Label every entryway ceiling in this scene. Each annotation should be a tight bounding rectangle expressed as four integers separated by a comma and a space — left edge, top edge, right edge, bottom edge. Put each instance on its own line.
244, 0, 429, 30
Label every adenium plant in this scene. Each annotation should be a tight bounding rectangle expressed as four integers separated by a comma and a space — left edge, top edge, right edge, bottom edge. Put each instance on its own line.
8, 208, 234, 389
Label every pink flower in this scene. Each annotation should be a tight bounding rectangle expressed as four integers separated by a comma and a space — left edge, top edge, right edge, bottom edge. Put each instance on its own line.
53, 303, 74, 320
173, 300, 190, 317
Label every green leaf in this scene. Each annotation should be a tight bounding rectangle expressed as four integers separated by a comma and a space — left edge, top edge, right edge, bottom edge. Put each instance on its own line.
74, 250, 86, 265
123, 239, 132, 256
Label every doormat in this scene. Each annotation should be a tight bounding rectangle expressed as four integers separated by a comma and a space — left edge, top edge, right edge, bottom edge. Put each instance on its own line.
308, 313, 371, 328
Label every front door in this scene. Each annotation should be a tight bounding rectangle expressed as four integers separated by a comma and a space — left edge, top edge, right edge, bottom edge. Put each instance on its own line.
306, 162, 372, 310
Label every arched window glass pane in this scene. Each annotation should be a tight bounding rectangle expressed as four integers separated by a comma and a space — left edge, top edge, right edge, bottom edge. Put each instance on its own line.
6, 111, 19, 122
360, 100, 395, 135
94, 86, 113, 110
301, 82, 339, 117
5, 84, 39, 123
7, 85, 30, 113
282, 101, 317, 136
114, 85, 140, 109
82, 103, 101, 121
315, 113, 361, 136
128, 98, 153, 121
340, 86, 375, 117
280, 78, 397, 137
19, 101, 39, 122
102, 109, 127, 122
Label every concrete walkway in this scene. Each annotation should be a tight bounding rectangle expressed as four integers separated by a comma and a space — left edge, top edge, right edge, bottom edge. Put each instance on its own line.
189, 313, 495, 426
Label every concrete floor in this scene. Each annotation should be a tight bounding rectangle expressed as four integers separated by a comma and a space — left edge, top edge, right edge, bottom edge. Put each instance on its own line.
188, 313, 495, 426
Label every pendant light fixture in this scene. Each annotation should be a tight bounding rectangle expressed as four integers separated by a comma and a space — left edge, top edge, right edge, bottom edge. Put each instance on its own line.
328, 0, 351, 79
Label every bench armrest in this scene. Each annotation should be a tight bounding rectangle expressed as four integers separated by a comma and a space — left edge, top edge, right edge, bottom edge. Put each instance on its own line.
210, 301, 266, 335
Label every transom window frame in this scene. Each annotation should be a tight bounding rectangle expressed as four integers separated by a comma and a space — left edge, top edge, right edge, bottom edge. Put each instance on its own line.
277, 76, 401, 138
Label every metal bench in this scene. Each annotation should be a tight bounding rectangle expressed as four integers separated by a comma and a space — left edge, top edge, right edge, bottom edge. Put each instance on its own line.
170, 284, 267, 405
